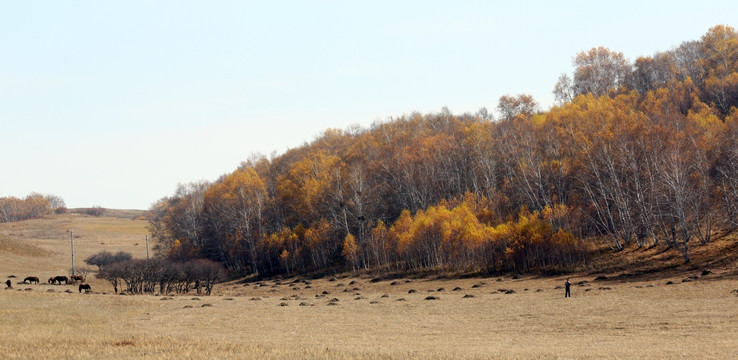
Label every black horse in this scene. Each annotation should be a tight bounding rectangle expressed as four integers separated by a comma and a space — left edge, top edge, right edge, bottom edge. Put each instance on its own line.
79, 284, 91, 293
5, 279, 11, 288
23, 276, 39, 284
49, 276, 69, 285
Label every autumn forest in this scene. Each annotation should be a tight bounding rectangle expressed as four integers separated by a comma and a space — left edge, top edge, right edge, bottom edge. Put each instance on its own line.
144, 25, 738, 277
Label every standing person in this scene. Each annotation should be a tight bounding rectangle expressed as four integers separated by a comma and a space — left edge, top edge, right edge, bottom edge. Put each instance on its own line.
565, 278, 571, 298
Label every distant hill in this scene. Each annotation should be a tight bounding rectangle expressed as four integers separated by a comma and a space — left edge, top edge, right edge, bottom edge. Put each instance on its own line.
68, 208, 146, 220
0, 213, 149, 281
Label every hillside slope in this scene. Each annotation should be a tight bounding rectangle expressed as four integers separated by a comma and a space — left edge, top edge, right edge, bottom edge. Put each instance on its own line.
0, 213, 149, 282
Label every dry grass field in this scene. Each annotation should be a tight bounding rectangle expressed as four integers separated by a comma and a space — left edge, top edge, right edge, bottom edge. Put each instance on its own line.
1, 214, 737, 359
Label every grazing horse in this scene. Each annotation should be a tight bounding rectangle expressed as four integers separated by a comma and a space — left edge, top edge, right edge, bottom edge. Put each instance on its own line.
23, 276, 39, 284
70, 275, 83, 282
79, 284, 91, 293
49, 276, 69, 285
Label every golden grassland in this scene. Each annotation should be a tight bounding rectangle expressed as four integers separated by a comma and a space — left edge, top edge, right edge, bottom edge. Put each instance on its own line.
1, 214, 737, 359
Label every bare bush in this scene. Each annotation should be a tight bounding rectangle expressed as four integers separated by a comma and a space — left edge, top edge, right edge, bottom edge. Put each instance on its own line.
85, 206, 105, 216
96, 258, 226, 295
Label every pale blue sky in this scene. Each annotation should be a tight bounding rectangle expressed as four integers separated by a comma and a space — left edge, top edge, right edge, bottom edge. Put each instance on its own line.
2, 1, 736, 209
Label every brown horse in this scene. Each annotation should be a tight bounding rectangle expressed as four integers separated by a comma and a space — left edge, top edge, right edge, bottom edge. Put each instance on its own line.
78, 284, 91, 293
23, 276, 39, 284
70, 275, 84, 282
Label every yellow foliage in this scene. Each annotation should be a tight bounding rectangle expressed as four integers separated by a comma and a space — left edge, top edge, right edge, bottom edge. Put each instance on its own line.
378, 196, 584, 272
391, 210, 414, 255
342, 233, 358, 262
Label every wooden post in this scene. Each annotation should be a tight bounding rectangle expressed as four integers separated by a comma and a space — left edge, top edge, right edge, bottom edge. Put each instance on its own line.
71, 230, 75, 276
146, 235, 150, 259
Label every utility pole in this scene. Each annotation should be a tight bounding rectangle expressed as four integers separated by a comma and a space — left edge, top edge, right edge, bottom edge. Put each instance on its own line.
70, 230, 75, 276
145, 235, 150, 259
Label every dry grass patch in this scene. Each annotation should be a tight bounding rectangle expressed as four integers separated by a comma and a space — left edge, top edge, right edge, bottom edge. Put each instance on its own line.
0, 236, 52, 257
590, 230, 738, 279
2, 278, 738, 359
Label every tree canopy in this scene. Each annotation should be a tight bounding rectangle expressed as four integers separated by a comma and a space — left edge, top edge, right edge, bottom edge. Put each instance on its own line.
148, 25, 738, 276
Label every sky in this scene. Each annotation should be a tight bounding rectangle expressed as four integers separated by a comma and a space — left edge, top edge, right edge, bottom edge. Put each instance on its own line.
1, 1, 737, 210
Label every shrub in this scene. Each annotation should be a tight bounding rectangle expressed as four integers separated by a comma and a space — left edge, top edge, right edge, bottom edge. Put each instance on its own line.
84, 251, 133, 270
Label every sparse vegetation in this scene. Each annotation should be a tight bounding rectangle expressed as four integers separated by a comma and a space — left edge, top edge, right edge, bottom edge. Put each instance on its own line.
74, 206, 105, 217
